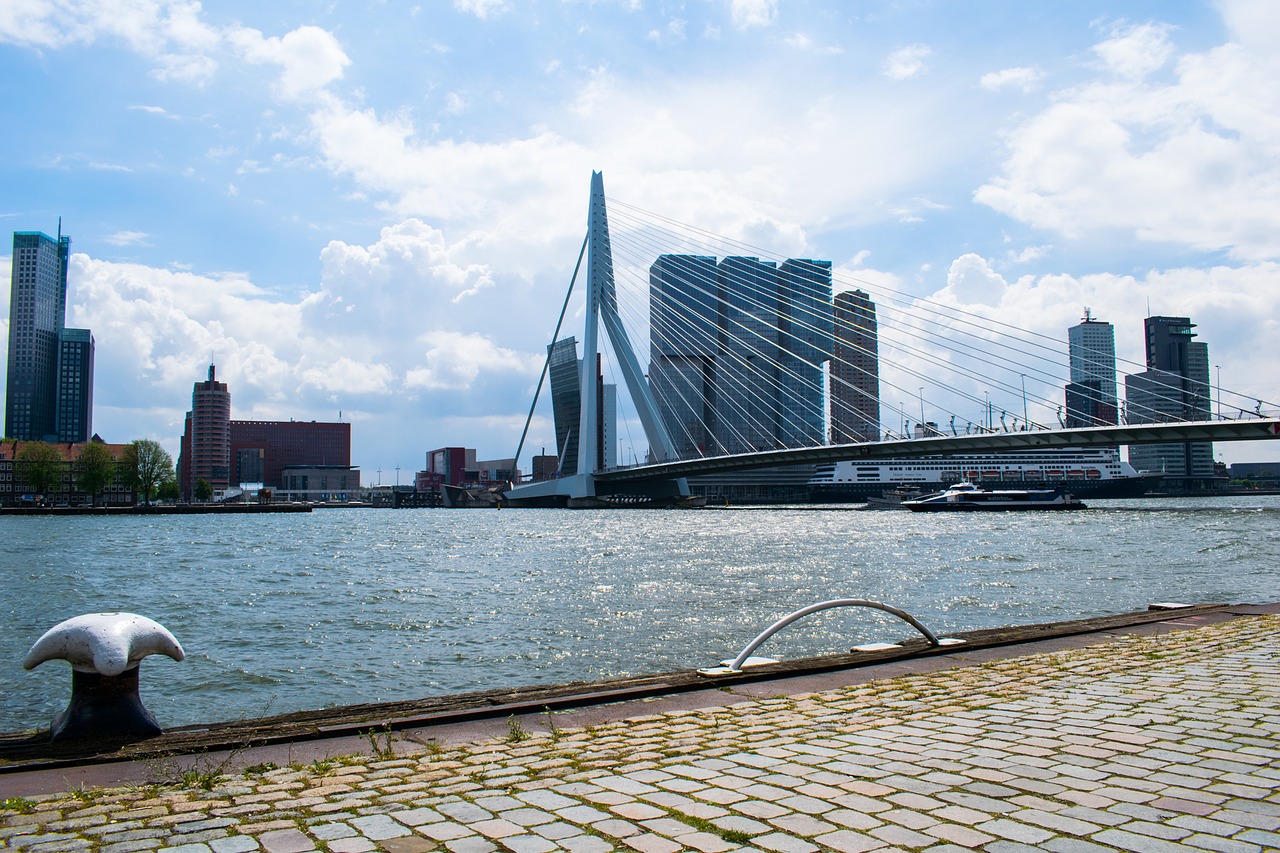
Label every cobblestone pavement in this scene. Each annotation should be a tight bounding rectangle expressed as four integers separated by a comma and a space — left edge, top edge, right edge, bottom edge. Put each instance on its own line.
2, 614, 1278, 853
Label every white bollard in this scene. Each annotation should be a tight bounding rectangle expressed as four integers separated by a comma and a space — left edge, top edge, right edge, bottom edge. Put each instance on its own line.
24, 612, 185, 741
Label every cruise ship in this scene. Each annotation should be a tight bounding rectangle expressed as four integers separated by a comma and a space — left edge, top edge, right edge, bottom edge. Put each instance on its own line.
808, 447, 1160, 502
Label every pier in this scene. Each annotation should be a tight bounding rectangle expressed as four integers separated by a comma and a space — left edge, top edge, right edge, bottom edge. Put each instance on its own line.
2, 602, 1277, 852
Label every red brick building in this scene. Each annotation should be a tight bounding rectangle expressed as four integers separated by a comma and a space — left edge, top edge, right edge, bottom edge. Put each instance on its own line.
230, 420, 352, 489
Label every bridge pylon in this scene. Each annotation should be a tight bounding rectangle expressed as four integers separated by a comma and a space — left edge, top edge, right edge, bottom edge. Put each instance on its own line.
506, 172, 690, 507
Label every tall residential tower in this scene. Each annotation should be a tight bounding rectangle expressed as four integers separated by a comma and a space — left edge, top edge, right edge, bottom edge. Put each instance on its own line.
830, 289, 880, 443
5, 227, 93, 441
179, 364, 232, 496
1065, 309, 1117, 428
1124, 316, 1215, 487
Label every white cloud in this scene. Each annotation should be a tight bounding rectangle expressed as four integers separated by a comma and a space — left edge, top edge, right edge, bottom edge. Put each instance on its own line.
729, 0, 778, 30
454, 0, 508, 19
299, 357, 395, 396
980, 66, 1045, 93
976, 18, 1280, 262
105, 230, 150, 246
444, 91, 468, 114
405, 330, 538, 391
229, 25, 350, 101
1092, 21, 1174, 80
783, 33, 841, 54
883, 44, 931, 81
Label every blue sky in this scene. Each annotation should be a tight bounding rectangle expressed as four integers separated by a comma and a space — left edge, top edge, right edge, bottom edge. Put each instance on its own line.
3, 0, 1278, 476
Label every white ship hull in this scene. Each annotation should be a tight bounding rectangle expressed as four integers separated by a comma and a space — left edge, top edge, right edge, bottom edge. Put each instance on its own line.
808, 447, 1159, 502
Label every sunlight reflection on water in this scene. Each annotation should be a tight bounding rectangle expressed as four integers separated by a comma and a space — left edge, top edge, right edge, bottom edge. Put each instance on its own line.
4, 497, 1279, 730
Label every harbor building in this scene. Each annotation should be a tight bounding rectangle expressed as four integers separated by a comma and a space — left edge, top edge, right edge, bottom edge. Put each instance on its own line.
230, 420, 352, 492
279, 464, 361, 502
830, 289, 880, 443
1124, 316, 1215, 489
1065, 310, 1117, 428
0, 438, 133, 507
5, 227, 94, 442
178, 365, 355, 500
179, 365, 232, 496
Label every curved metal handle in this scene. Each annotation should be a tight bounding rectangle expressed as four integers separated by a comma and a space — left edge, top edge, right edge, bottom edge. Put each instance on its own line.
727, 599, 941, 672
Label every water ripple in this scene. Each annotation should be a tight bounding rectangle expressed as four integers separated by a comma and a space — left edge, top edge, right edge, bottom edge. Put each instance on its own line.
3, 498, 1280, 730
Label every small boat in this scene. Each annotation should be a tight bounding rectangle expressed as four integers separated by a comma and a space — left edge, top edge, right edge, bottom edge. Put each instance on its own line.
902, 482, 1086, 512
863, 486, 925, 509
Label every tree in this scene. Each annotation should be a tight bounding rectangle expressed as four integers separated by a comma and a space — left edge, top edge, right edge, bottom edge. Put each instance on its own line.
193, 478, 213, 502
75, 441, 116, 507
157, 478, 181, 503
15, 441, 64, 502
119, 440, 175, 506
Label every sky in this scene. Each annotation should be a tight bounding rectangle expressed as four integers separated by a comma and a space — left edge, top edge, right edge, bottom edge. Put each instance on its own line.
2, 0, 1279, 478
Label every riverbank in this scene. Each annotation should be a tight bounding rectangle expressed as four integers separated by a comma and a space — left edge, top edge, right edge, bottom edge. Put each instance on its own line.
2, 602, 1277, 853
0, 503, 313, 515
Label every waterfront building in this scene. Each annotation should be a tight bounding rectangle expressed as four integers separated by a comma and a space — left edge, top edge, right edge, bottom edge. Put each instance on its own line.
715, 256, 780, 455
0, 438, 133, 506
548, 338, 581, 475
648, 253, 832, 502
178, 365, 353, 499
278, 464, 361, 502
229, 419, 352, 489
1065, 310, 1117, 428
178, 365, 232, 497
421, 447, 473, 490
5, 228, 91, 441
547, 338, 617, 473
776, 259, 834, 448
831, 289, 880, 443
649, 255, 719, 458
475, 457, 519, 485
648, 254, 833, 459
1124, 315, 1215, 488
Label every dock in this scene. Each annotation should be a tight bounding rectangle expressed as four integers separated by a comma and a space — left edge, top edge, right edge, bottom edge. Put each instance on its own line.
1, 602, 1277, 852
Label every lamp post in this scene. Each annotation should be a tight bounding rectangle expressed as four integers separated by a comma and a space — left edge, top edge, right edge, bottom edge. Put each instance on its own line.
984, 391, 990, 432
1216, 365, 1221, 420
1020, 374, 1028, 427
919, 387, 925, 430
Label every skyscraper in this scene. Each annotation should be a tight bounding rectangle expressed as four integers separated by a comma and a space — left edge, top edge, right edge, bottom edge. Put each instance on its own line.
6, 229, 71, 440
648, 253, 833, 457
715, 256, 780, 454
649, 255, 719, 457
1065, 309, 1117, 428
55, 328, 95, 442
1124, 316, 1214, 486
777, 259, 834, 448
831, 289, 880, 443
179, 364, 232, 496
548, 337, 581, 474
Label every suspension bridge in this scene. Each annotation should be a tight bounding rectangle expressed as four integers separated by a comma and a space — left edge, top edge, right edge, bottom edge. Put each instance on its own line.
504, 173, 1280, 507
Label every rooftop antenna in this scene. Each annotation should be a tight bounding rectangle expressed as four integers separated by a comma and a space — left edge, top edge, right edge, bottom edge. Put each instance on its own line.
1082, 306, 1092, 322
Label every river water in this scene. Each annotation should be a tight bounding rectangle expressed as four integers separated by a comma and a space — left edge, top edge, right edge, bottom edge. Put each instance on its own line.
3, 497, 1278, 732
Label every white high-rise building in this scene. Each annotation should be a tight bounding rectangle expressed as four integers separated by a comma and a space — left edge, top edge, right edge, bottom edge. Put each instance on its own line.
1065, 309, 1117, 427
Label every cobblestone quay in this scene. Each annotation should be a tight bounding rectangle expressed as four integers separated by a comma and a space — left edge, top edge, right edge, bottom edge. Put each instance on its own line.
2, 610, 1277, 853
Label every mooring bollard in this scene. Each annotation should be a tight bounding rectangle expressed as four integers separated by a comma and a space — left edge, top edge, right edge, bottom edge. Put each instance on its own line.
23, 612, 185, 741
